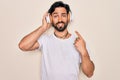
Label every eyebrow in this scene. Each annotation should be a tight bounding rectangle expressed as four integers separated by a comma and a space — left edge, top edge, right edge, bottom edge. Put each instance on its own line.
53, 12, 67, 15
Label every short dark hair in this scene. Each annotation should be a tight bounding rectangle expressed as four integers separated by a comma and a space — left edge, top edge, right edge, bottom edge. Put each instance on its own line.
48, 1, 71, 14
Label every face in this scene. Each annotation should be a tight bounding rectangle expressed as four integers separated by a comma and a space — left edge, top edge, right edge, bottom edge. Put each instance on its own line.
51, 7, 69, 32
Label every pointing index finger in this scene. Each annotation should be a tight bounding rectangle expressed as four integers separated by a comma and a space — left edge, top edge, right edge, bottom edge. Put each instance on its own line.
75, 31, 82, 38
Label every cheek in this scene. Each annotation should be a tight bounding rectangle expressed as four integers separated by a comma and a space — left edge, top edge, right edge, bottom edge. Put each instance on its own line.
52, 19, 58, 24
52, 20, 57, 26
53, 21, 57, 25
63, 18, 68, 23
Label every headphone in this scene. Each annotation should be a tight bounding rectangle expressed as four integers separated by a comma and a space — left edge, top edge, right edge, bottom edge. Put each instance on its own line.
46, 11, 72, 23
68, 11, 73, 22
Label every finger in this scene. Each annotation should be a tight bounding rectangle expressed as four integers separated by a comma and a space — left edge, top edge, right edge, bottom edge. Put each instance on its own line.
43, 12, 49, 19
43, 12, 47, 17
76, 37, 80, 41
43, 13, 47, 21
75, 31, 83, 39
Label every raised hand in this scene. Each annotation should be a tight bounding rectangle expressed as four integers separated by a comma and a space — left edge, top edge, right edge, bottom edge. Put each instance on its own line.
42, 12, 51, 31
74, 31, 87, 55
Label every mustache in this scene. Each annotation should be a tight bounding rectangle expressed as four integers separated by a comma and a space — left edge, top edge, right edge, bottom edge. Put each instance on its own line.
56, 21, 65, 25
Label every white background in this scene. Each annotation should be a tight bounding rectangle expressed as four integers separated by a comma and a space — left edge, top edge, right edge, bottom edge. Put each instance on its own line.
0, 0, 120, 80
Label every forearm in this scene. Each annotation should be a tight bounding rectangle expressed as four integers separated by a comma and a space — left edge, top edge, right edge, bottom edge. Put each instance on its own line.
19, 26, 46, 51
74, 31, 95, 77
80, 50, 95, 78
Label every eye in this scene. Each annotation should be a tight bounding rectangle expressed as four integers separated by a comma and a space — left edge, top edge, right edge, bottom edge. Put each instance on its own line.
53, 15, 58, 18
62, 14, 67, 17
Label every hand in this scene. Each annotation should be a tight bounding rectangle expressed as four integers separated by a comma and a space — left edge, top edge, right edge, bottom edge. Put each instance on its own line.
74, 31, 87, 55
42, 12, 51, 31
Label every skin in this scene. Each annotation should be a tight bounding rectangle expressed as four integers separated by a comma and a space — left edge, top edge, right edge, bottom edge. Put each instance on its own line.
19, 7, 95, 78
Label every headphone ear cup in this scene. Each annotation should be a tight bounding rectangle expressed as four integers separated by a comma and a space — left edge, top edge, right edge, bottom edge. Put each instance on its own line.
46, 15, 50, 23
68, 12, 72, 22
45, 13, 52, 23
70, 12, 72, 22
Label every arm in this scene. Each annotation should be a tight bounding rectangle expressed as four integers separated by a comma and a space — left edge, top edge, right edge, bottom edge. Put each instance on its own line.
80, 50, 95, 78
74, 31, 95, 78
18, 13, 51, 51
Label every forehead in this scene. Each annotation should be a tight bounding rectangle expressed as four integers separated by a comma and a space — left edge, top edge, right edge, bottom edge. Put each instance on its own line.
52, 7, 67, 14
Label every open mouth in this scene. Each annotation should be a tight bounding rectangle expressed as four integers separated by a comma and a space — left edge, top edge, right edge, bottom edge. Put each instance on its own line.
57, 23, 64, 27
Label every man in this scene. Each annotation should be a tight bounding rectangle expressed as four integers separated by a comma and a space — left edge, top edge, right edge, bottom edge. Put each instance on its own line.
18, 1, 95, 80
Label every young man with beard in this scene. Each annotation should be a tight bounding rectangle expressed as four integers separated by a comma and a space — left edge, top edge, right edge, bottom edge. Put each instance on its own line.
18, 1, 95, 80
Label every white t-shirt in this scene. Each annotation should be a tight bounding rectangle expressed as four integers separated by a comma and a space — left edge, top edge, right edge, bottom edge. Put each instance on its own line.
38, 33, 82, 80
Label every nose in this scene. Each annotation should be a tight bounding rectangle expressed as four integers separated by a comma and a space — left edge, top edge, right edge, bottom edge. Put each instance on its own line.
58, 16, 62, 22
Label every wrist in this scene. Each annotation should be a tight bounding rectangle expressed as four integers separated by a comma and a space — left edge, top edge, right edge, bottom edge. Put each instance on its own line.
80, 49, 88, 56
80, 51, 91, 60
40, 26, 47, 32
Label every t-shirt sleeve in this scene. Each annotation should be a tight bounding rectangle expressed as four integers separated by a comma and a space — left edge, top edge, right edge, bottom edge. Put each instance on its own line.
37, 34, 46, 50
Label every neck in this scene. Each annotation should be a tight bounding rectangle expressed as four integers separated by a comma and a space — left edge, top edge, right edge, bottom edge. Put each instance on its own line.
54, 30, 70, 39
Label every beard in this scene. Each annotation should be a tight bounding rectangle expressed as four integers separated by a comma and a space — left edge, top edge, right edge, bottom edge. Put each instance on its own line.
52, 21, 68, 32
